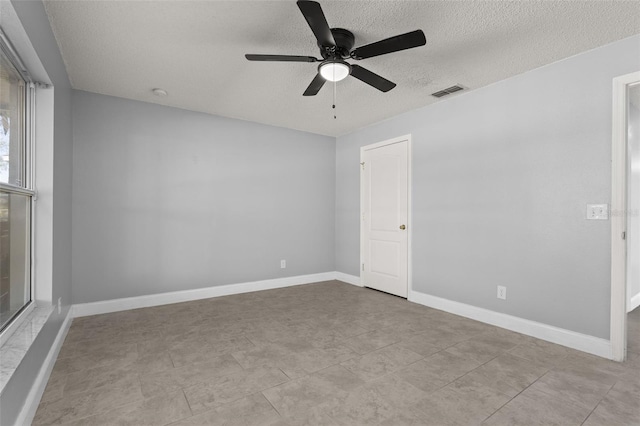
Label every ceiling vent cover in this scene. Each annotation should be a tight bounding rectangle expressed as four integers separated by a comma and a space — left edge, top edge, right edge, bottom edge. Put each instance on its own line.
431, 85, 465, 98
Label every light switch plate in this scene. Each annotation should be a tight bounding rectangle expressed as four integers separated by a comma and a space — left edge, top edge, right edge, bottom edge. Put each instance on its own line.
586, 204, 609, 220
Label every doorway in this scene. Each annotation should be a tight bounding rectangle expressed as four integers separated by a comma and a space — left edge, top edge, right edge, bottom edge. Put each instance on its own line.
611, 71, 640, 361
360, 135, 411, 298
626, 81, 640, 359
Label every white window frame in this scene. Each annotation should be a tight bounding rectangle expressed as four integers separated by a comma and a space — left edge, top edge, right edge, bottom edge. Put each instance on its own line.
0, 1, 55, 347
0, 27, 37, 345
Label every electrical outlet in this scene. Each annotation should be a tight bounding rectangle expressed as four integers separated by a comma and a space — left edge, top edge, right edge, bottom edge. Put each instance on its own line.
280, 259, 286, 269
57, 297, 62, 314
497, 286, 506, 300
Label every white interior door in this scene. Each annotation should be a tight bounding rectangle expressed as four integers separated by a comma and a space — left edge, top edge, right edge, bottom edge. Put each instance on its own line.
361, 138, 409, 298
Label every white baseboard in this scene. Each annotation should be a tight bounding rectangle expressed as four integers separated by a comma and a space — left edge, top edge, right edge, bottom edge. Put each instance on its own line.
628, 292, 640, 313
408, 290, 612, 360
335, 272, 362, 287
73, 272, 337, 317
16, 307, 73, 426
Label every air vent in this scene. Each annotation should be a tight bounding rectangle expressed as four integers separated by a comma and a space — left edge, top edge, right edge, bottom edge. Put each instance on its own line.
431, 85, 465, 98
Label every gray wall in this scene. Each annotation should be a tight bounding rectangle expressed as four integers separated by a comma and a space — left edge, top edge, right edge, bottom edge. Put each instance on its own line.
1, 0, 73, 425
71, 91, 335, 304
336, 35, 640, 340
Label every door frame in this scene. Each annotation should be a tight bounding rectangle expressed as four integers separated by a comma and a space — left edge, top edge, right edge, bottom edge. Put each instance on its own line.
360, 134, 412, 297
611, 71, 640, 361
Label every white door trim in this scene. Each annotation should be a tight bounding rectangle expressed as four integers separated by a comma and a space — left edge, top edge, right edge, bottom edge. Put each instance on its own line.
360, 134, 412, 297
611, 71, 640, 361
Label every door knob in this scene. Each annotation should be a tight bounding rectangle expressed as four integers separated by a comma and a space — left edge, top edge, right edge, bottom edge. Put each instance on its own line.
399, 225, 406, 230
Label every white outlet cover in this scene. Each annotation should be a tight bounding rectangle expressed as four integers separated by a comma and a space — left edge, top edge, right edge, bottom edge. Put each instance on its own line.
586, 204, 609, 220
497, 286, 507, 300
280, 260, 286, 269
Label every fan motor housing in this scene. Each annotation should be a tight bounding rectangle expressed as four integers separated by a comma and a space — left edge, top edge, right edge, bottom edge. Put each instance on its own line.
319, 28, 355, 59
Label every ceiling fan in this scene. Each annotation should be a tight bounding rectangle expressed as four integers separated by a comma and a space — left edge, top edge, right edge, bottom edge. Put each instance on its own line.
245, 0, 426, 96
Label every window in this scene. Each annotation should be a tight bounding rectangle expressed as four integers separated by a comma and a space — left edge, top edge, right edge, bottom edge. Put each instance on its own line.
0, 32, 33, 332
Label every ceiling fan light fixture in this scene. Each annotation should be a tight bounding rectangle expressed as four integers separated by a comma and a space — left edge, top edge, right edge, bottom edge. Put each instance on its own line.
245, 1, 427, 95
319, 61, 350, 82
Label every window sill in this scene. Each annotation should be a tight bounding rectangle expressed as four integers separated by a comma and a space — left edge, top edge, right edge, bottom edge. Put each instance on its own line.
0, 305, 53, 395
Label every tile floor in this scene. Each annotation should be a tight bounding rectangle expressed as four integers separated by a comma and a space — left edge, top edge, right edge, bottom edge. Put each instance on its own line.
34, 281, 640, 425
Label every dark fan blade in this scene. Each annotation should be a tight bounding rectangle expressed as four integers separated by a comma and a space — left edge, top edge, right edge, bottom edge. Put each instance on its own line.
351, 30, 426, 60
350, 65, 396, 92
297, 0, 335, 47
303, 73, 326, 96
245, 54, 318, 62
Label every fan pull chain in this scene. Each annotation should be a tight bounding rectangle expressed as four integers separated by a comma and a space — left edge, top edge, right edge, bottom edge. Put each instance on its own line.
332, 77, 337, 120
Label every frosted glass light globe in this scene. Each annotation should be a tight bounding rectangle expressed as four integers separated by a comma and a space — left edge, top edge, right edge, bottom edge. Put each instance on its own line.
319, 62, 350, 82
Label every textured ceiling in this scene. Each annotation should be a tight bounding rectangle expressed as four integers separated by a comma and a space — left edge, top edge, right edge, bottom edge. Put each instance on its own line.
44, 1, 640, 137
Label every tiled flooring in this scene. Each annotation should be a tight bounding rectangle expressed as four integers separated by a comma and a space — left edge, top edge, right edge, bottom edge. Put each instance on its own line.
34, 281, 640, 425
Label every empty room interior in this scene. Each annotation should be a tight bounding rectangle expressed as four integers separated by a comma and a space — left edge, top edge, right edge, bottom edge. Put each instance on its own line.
1, 0, 640, 425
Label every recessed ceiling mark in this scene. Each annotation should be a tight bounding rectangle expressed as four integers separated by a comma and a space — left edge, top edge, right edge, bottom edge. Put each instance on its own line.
152, 88, 168, 97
